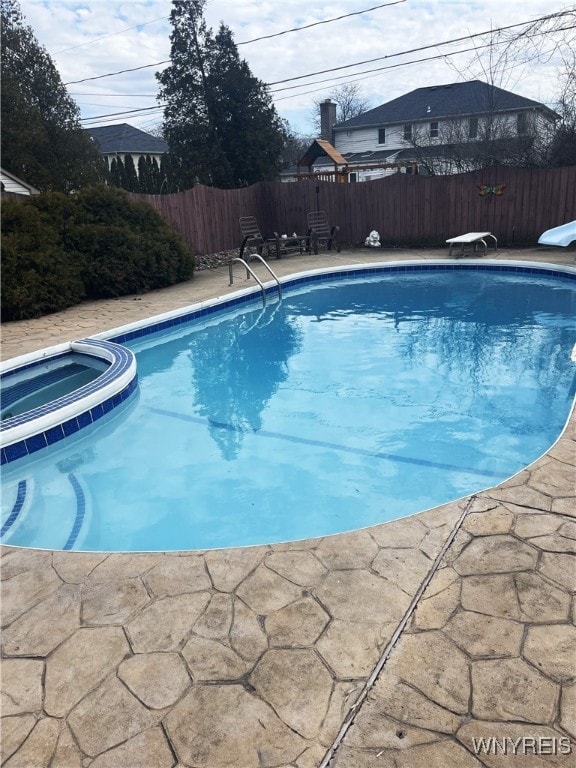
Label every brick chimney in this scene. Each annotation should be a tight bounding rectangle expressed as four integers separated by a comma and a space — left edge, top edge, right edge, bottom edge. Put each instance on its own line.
320, 99, 337, 142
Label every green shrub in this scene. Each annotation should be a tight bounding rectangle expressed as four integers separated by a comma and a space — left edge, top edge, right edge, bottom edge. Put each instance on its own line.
1, 199, 85, 320
1, 186, 195, 320
70, 186, 194, 296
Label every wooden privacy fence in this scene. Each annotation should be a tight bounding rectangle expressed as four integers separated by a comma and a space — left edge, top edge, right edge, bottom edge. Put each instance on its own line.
133, 165, 576, 255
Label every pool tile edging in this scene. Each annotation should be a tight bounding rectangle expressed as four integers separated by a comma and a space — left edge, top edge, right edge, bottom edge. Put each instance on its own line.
103, 259, 576, 344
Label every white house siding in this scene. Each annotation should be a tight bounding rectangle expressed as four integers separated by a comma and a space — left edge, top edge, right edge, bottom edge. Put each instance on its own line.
1, 176, 32, 195
335, 110, 555, 159
335, 123, 446, 153
349, 167, 402, 182
334, 126, 380, 154
0, 170, 39, 195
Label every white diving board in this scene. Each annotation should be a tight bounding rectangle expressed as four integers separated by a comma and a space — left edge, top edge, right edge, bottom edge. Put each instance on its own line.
446, 231, 498, 257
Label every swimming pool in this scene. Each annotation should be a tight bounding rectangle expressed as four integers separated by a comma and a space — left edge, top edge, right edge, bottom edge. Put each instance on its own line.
1, 262, 575, 551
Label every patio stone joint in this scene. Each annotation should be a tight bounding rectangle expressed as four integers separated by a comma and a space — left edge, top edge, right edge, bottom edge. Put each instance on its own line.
319, 494, 479, 767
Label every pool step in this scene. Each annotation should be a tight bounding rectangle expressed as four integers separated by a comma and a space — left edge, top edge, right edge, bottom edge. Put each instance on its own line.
1, 479, 27, 537
0, 473, 87, 550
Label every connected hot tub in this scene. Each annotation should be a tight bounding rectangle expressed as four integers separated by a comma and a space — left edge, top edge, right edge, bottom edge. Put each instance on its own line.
0, 338, 138, 464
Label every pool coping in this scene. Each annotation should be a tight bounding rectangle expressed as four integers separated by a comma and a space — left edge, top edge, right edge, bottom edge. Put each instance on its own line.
1, 247, 575, 767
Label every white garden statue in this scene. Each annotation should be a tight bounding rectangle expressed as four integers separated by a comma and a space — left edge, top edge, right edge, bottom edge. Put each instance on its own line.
365, 230, 381, 247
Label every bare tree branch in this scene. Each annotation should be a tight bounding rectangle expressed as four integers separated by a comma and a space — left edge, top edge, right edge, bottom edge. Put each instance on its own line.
308, 83, 372, 133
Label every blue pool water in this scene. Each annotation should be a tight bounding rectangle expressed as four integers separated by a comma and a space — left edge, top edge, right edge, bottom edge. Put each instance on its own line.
1, 267, 575, 551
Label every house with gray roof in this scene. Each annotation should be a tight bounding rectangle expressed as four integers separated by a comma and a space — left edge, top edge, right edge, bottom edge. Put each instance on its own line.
87, 123, 168, 175
291, 80, 558, 181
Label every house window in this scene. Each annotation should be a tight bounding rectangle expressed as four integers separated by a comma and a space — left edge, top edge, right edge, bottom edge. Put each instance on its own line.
349, 172, 358, 183
403, 124, 412, 141
378, 128, 386, 144
469, 117, 478, 139
430, 121, 438, 138
517, 112, 528, 135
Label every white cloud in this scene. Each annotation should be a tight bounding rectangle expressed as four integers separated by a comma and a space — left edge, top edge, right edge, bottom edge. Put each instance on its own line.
18, 0, 571, 135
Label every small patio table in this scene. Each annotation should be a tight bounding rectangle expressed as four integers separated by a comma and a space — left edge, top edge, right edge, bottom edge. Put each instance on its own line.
273, 233, 309, 258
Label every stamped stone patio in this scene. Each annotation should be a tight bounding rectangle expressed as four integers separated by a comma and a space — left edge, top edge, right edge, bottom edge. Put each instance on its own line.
1, 247, 575, 767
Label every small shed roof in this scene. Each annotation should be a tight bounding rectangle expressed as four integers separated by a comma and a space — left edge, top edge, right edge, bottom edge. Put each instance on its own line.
297, 139, 348, 170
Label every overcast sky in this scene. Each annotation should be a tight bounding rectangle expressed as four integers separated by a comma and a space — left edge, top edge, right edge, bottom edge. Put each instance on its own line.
18, 0, 572, 136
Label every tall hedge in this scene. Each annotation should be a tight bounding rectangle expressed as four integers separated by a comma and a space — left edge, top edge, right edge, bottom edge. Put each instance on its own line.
1, 185, 195, 320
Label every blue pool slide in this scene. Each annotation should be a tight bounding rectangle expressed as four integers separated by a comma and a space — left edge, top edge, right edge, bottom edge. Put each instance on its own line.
538, 221, 576, 246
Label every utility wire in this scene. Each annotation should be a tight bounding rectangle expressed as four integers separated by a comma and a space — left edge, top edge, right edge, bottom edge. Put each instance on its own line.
65, 60, 170, 85
60, 1, 403, 69
267, 11, 575, 86
78, 26, 569, 124
76, 13, 574, 124
70, 93, 158, 97
270, 23, 576, 94
272, 42, 563, 103
236, 1, 406, 44
80, 40, 490, 119
54, 16, 168, 54
64, 8, 574, 87
82, 104, 164, 123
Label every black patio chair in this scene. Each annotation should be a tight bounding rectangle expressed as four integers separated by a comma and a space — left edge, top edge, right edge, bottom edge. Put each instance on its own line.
239, 216, 278, 260
307, 211, 340, 254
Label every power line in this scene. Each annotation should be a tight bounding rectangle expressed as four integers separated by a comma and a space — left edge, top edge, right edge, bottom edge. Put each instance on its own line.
76, 12, 574, 126
267, 11, 575, 86
70, 93, 158, 97
81, 104, 164, 123
65, 60, 170, 85
272, 46, 494, 100
273, 40, 565, 104
62, 1, 406, 83
64, 8, 574, 88
236, 1, 406, 45
54, 16, 168, 54
78, 30, 568, 125
270, 23, 576, 96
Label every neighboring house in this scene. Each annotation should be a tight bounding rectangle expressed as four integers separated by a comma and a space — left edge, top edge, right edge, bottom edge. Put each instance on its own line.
1, 167, 40, 197
87, 123, 168, 175
285, 81, 558, 181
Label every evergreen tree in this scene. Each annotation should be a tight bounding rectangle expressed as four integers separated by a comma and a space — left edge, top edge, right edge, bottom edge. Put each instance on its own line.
150, 157, 164, 193
159, 154, 175, 193
108, 157, 123, 189
121, 155, 140, 192
137, 155, 164, 193
138, 156, 151, 193
157, 0, 286, 189
0, 0, 104, 192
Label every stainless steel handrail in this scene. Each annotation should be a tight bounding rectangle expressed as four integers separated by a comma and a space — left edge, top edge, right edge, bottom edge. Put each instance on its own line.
229, 258, 267, 305
228, 255, 283, 305
249, 254, 282, 299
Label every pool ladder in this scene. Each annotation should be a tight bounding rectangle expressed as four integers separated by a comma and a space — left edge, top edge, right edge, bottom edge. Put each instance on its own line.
229, 255, 282, 306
